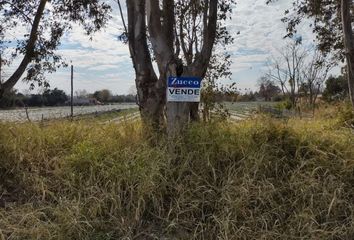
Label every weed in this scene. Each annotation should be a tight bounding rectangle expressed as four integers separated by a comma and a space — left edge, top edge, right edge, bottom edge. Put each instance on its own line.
0, 114, 353, 239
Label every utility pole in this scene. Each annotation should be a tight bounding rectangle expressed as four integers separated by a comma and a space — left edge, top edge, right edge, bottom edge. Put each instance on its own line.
70, 64, 74, 119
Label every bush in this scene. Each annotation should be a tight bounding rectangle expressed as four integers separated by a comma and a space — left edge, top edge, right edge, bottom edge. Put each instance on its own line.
322, 75, 348, 102
337, 102, 354, 128
272, 94, 285, 102
0, 90, 26, 108
0, 117, 354, 239
275, 99, 293, 111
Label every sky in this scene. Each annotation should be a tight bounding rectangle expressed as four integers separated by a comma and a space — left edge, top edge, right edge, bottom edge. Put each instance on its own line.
2, 0, 340, 95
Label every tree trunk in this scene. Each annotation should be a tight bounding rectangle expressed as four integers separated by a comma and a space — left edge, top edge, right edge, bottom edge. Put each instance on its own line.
165, 66, 201, 136
164, 63, 189, 136
147, 0, 199, 135
342, 0, 354, 107
127, 0, 219, 136
168, 0, 217, 132
166, 101, 190, 136
189, 102, 200, 121
0, 0, 47, 99
126, 0, 165, 131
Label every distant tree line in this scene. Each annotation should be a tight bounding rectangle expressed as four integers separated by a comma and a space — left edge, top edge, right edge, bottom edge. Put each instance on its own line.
201, 81, 280, 105
91, 89, 136, 103
202, 73, 348, 105
0, 88, 136, 109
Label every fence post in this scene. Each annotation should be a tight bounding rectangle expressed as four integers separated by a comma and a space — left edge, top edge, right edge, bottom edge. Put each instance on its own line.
70, 64, 74, 120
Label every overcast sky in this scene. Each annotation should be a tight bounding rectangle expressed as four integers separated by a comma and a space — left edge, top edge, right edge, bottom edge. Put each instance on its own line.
4, 0, 340, 95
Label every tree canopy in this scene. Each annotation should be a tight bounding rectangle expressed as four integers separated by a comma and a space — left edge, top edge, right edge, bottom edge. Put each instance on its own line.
276, 0, 346, 61
0, 0, 110, 97
268, 0, 354, 107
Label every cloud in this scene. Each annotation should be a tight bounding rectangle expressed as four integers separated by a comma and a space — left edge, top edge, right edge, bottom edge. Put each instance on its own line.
88, 64, 121, 71
223, 0, 320, 89
8, 0, 334, 94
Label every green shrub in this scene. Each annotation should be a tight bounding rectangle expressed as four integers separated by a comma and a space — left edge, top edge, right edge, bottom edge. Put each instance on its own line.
275, 99, 293, 111
337, 102, 354, 128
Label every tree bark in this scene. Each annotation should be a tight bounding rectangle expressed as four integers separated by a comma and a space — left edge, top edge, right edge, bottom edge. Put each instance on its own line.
126, 0, 165, 130
168, 0, 218, 124
147, 0, 192, 136
342, 0, 354, 107
187, 0, 218, 120
0, 0, 47, 98
165, 67, 198, 136
127, 0, 219, 135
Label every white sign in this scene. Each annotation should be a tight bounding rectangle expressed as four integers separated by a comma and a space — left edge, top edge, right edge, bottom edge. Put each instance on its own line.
167, 76, 202, 102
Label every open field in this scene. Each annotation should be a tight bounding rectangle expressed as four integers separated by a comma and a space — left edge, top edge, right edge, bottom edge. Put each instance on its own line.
0, 107, 353, 239
0, 101, 275, 123
224, 101, 276, 112
0, 103, 138, 122
223, 101, 277, 120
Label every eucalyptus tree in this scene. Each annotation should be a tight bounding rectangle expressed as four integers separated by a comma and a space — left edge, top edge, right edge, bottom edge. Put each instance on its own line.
0, 0, 110, 98
342, 0, 354, 107
124, 0, 235, 133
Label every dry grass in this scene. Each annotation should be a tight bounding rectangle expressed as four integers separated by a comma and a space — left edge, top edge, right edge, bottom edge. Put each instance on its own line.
0, 113, 354, 239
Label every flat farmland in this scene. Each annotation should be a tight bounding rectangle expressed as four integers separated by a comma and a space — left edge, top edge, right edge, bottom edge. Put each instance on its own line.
223, 101, 277, 120
0, 103, 138, 122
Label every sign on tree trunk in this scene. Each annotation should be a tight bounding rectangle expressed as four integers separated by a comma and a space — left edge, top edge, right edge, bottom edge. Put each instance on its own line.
167, 76, 202, 102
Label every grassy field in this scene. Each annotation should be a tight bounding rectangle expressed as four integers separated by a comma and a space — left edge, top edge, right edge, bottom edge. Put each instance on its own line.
73, 107, 139, 122
224, 101, 276, 112
0, 104, 138, 122
0, 105, 354, 239
223, 102, 277, 120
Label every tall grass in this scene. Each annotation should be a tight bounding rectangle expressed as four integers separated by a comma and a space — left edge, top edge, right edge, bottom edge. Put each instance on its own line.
0, 116, 353, 239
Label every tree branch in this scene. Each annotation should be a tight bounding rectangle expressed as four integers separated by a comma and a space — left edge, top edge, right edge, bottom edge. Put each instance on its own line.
116, 0, 128, 35
146, 0, 174, 75
191, 0, 218, 77
1, 0, 47, 95
162, 0, 174, 50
